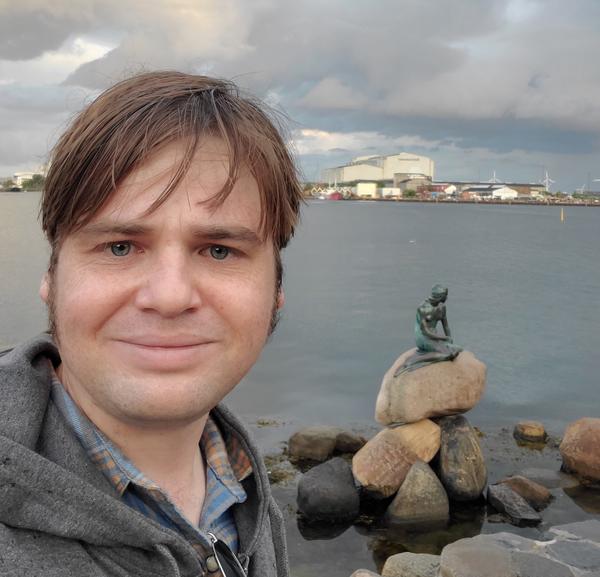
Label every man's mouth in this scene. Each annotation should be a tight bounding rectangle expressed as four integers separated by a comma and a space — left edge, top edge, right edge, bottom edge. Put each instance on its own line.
115, 337, 214, 348
110, 338, 217, 370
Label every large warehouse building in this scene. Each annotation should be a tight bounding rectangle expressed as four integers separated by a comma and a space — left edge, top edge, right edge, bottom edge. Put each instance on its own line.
322, 152, 434, 184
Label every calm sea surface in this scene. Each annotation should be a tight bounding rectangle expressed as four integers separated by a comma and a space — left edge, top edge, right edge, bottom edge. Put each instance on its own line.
2, 192, 600, 575
2, 192, 599, 432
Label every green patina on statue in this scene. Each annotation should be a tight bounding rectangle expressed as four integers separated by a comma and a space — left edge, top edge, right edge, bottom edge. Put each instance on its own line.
395, 284, 463, 376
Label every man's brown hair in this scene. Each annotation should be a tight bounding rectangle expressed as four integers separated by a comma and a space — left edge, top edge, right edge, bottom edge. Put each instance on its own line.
41, 71, 303, 281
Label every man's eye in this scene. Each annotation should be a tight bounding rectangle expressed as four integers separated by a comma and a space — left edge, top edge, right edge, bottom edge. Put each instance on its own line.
109, 241, 132, 257
209, 245, 230, 260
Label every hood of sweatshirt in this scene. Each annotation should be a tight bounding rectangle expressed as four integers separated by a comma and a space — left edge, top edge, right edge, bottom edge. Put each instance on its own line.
0, 334, 273, 575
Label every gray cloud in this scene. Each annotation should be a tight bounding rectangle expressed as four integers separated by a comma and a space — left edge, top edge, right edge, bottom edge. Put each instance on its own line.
1, 0, 600, 189
0, 2, 96, 60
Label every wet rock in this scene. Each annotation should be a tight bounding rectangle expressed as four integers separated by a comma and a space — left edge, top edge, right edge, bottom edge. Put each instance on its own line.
350, 571, 380, 577
288, 425, 342, 462
297, 457, 359, 523
336, 431, 367, 454
546, 540, 600, 572
487, 484, 541, 527
510, 552, 575, 577
438, 415, 487, 501
513, 420, 547, 443
560, 417, 600, 481
382, 552, 440, 577
439, 523, 600, 577
548, 519, 600, 541
376, 349, 486, 426
440, 537, 514, 577
385, 461, 449, 526
352, 420, 440, 498
498, 475, 552, 510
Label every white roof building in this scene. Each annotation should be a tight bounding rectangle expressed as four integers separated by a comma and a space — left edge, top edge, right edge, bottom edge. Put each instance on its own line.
492, 186, 519, 200
323, 152, 434, 184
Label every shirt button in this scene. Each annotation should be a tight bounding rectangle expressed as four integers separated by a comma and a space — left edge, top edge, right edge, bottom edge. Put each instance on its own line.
206, 555, 220, 573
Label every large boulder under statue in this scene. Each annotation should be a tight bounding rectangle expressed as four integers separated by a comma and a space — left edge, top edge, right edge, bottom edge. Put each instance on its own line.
376, 349, 486, 426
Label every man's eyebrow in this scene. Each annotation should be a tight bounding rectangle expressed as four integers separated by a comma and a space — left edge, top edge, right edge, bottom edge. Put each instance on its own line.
192, 226, 262, 245
78, 222, 150, 237
78, 222, 263, 244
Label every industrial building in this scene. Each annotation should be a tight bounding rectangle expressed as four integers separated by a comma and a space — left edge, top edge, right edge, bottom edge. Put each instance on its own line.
322, 153, 434, 187
320, 154, 549, 200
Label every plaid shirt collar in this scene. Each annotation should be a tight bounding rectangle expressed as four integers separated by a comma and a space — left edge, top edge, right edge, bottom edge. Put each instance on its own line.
48, 364, 252, 546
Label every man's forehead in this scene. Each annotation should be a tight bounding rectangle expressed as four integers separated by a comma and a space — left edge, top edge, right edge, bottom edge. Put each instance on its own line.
88, 145, 260, 222
121, 139, 235, 190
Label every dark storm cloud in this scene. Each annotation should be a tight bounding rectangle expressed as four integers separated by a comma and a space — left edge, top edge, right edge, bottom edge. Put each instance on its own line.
0, 12, 70, 60
0, 3, 96, 60
287, 106, 598, 156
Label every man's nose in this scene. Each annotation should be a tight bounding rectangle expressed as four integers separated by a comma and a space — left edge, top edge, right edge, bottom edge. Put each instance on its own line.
134, 251, 201, 316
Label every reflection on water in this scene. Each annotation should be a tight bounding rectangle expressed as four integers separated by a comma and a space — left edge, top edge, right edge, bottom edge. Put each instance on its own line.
564, 485, 600, 515
363, 501, 485, 571
297, 518, 354, 541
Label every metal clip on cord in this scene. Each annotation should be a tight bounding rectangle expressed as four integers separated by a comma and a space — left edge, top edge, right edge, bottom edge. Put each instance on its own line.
207, 532, 247, 577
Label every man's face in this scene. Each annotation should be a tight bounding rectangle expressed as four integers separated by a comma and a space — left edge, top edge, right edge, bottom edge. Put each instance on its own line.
41, 138, 282, 429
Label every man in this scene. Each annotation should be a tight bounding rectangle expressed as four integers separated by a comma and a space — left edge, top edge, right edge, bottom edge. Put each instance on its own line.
0, 72, 303, 576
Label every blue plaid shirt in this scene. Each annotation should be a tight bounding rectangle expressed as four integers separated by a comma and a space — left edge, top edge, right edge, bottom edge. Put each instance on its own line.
50, 367, 252, 565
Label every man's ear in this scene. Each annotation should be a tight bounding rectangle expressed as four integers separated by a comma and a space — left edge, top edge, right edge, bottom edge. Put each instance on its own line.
276, 288, 285, 310
39, 272, 50, 303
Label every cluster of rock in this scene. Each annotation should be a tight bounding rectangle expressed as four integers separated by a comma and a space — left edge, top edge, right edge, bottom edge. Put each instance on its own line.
288, 347, 600, 576
352, 520, 600, 577
294, 347, 494, 527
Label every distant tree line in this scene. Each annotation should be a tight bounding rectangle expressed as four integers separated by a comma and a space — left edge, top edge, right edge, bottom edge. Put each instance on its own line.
21, 174, 46, 190
1, 174, 45, 191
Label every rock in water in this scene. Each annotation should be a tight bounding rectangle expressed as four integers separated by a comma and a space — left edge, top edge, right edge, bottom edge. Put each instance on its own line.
440, 537, 513, 577
335, 431, 367, 454
352, 420, 440, 498
385, 461, 449, 526
438, 415, 487, 501
350, 571, 380, 577
288, 425, 342, 462
382, 552, 440, 577
376, 349, 486, 426
440, 522, 600, 577
487, 484, 541, 527
498, 476, 552, 511
513, 421, 547, 444
559, 417, 600, 481
297, 457, 360, 522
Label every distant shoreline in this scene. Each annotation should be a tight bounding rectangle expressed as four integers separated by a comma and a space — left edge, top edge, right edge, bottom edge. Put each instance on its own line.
5, 190, 599, 208
308, 197, 600, 207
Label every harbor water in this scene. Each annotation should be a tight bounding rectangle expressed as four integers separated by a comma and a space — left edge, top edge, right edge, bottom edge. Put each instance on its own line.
2, 192, 600, 575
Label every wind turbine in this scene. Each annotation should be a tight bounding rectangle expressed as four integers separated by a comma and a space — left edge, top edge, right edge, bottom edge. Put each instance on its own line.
487, 170, 502, 184
541, 171, 555, 192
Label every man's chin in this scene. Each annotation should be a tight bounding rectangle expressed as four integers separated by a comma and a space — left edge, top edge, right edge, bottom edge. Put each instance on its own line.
102, 387, 218, 428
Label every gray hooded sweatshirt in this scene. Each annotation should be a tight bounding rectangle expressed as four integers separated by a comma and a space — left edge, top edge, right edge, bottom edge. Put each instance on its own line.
0, 335, 289, 577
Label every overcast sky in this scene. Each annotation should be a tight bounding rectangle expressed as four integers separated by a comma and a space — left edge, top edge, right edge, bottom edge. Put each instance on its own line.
1, 0, 599, 191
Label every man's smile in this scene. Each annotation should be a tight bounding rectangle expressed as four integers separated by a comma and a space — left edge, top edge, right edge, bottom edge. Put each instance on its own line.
110, 338, 219, 370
